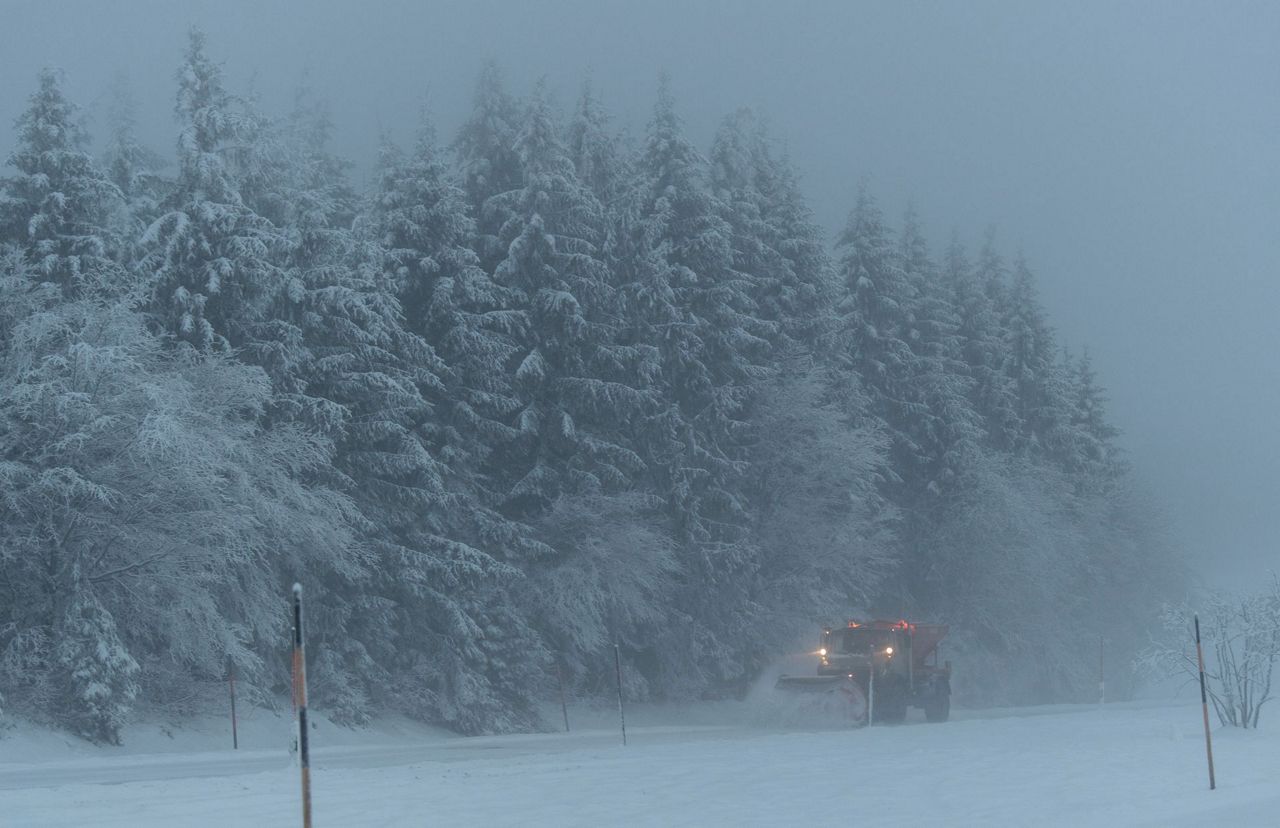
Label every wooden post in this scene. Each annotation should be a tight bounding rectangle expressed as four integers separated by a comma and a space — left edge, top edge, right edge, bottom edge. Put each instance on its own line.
614, 644, 627, 746
228, 662, 239, 750
1194, 614, 1216, 791
293, 584, 313, 826
556, 662, 571, 733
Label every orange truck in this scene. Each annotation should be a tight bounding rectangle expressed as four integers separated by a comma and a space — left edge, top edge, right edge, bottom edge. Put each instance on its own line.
777, 619, 952, 723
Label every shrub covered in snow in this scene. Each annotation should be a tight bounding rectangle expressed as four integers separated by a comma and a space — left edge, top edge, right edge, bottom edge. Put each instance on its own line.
1143, 579, 1280, 728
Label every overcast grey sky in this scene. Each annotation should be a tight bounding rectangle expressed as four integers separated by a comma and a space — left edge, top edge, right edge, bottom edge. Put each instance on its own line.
4, 0, 1277, 585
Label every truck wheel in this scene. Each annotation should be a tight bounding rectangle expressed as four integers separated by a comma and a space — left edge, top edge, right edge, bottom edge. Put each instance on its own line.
924, 694, 950, 723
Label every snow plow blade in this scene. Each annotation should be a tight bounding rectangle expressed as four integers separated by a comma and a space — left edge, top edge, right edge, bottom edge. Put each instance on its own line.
774, 676, 848, 688
764, 674, 867, 726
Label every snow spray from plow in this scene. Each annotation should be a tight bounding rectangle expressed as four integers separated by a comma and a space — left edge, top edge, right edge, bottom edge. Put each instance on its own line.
755, 672, 869, 727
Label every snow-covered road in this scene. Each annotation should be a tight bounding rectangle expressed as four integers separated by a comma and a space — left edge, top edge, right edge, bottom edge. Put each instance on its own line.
2, 699, 1276, 826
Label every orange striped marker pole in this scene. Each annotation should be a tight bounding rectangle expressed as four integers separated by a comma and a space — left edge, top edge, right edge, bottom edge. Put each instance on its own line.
1194, 614, 1216, 791
293, 584, 313, 826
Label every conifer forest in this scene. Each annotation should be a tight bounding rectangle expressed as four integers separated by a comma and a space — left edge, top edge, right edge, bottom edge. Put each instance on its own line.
0, 30, 1185, 744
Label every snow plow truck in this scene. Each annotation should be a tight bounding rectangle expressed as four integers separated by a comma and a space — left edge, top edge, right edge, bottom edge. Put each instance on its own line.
775, 620, 951, 724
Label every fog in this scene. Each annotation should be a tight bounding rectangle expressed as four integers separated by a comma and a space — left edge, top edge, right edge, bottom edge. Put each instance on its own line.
3, 0, 1277, 585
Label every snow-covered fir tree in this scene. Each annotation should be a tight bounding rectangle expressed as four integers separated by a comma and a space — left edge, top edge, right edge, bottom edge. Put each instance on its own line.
141, 29, 283, 350
834, 184, 916, 419
710, 108, 808, 351
566, 79, 628, 207
366, 123, 522, 490
453, 63, 523, 273
885, 209, 984, 614
486, 82, 650, 517
947, 228, 1022, 451
1, 69, 124, 297
895, 207, 981, 506
359, 115, 558, 732
101, 73, 169, 258
1003, 253, 1074, 461
618, 79, 778, 695
1067, 348, 1123, 486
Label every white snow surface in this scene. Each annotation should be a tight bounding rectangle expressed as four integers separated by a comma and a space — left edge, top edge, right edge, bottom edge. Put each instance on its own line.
1, 697, 1276, 827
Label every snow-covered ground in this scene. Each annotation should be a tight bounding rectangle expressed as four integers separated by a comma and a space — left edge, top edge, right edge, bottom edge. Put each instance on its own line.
1, 697, 1275, 826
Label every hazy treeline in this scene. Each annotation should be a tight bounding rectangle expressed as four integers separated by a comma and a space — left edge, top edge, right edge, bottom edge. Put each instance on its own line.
0, 31, 1180, 742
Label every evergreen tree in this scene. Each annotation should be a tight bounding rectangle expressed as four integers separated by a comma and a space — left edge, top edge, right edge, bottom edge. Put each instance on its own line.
885, 212, 984, 614
754, 145, 833, 350
948, 229, 1022, 450
452, 63, 522, 272
897, 207, 981, 503
976, 225, 1010, 310
248, 82, 358, 410
484, 85, 666, 698
710, 108, 826, 350
1004, 253, 1072, 460
833, 184, 916, 460
368, 126, 520, 485
487, 81, 648, 518
359, 118, 556, 732
53, 574, 139, 744
101, 73, 168, 256
619, 79, 775, 694
1069, 349, 1123, 485
566, 79, 627, 207
2, 68, 124, 297
141, 29, 282, 350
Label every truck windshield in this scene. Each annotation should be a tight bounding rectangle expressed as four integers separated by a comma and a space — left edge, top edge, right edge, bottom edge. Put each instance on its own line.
839, 630, 893, 654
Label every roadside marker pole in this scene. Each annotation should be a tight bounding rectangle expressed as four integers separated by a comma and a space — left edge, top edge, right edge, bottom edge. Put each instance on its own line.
228, 662, 239, 750
867, 666, 875, 726
1194, 614, 1216, 791
1099, 634, 1105, 705
293, 584, 313, 826
614, 644, 627, 746
556, 662, 571, 733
